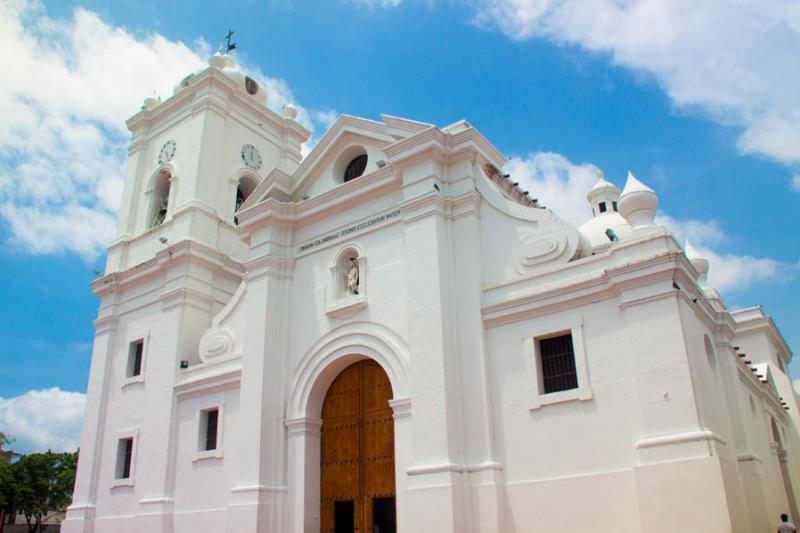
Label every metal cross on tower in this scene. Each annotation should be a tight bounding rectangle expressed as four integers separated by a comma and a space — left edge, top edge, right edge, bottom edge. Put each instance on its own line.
217, 30, 237, 55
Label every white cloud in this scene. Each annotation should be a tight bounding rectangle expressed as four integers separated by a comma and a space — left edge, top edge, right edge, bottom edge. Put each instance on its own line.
504, 151, 600, 224
475, 0, 800, 169
0, 2, 327, 260
699, 249, 780, 293
508, 150, 786, 293
350, 0, 404, 7
653, 214, 725, 248
0, 387, 85, 454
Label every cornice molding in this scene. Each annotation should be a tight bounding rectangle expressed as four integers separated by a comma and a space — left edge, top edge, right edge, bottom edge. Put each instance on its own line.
174, 367, 241, 397
285, 417, 323, 437
244, 254, 295, 282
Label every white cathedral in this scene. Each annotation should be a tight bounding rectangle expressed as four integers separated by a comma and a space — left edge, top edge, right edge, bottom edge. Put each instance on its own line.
62, 53, 800, 533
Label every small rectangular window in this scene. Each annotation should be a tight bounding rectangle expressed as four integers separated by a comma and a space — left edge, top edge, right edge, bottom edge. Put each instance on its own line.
612, 201, 618, 212
203, 408, 219, 451
599, 202, 607, 213
539, 333, 579, 394
116, 437, 134, 479
127, 340, 144, 378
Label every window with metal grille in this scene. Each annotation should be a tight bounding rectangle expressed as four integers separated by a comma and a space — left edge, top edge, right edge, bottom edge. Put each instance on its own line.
539, 333, 578, 394
117, 437, 133, 479
203, 408, 219, 451
127, 340, 143, 377
343, 154, 368, 182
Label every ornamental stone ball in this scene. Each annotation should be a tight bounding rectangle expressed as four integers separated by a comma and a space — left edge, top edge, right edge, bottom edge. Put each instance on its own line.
283, 104, 299, 120
618, 171, 658, 229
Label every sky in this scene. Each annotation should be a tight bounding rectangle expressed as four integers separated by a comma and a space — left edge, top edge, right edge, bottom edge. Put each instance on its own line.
0, 0, 798, 453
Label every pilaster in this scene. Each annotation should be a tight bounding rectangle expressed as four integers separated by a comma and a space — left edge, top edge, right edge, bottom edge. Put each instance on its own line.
62, 316, 118, 533
399, 188, 463, 532
226, 226, 294, 533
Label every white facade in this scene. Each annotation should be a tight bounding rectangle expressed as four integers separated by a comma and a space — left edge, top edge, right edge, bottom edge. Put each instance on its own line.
63, 55, 800, 533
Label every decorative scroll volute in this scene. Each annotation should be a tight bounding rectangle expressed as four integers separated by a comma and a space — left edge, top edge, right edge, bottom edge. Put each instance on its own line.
199, 328, 235, 362
514, 231, 569, 274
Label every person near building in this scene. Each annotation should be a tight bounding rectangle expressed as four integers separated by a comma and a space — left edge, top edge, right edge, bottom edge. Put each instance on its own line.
778, 514, 797, 533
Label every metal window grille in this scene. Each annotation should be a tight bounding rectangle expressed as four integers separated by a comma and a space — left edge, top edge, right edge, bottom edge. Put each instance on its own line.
539, 333, 578, 394
205, 409, 219, 451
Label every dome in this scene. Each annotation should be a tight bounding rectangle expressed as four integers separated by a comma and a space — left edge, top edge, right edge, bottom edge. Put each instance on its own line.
579, 212, 632, 248
586, 172, 620, 204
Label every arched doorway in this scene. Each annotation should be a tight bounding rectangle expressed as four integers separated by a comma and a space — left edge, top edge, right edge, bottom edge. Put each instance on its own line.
321, 359, 396, 533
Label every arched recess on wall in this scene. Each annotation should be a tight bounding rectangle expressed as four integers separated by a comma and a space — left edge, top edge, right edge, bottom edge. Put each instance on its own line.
331, 244, 364, 299
234, 173, 259, 225
286, 321, 411, 421
145, 164, 176, 230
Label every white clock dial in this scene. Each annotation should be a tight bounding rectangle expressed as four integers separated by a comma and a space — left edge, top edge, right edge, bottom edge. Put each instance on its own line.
158, 140, 176, 165
241, 144, 262, 170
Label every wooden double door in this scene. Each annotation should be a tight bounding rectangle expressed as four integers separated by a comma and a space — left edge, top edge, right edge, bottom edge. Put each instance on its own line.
321, 360, 396, 533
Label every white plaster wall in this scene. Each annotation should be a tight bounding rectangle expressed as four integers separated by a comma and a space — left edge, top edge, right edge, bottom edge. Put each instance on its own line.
172, 388, 240, 530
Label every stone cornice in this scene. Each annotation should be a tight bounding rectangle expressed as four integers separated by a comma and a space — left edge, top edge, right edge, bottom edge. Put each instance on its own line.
735, 358, 786, 415
160, 286, 215, 312
285, 417, 323, 437
481, 250, 691, 328
399, 190, 447, 223
635, 429, 727, 449
731, 307, 793, 361
174, 366, 241, 397
238, 166, 399, 232
243, 254, 295, 282
93, 239, 243, 297
383, 123, 506, 171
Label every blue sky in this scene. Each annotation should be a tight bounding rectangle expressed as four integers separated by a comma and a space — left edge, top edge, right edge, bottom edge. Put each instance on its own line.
1, 0, 798, 452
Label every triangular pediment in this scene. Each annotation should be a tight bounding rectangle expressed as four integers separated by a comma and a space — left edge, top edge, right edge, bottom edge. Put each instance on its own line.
291, 115, 400, 200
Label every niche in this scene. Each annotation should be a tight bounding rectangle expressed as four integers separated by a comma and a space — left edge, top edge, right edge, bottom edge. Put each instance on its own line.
326, 245, 367, 319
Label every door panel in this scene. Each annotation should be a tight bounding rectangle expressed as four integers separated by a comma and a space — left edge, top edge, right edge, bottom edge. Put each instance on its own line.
321, 360, 395, 533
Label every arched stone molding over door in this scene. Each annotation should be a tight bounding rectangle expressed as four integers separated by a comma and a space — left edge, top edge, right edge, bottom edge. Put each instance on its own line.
285, 322, 411, 533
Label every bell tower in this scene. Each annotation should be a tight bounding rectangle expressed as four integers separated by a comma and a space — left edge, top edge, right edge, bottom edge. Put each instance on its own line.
106, 53, 309, 272
63, 54, 309, 533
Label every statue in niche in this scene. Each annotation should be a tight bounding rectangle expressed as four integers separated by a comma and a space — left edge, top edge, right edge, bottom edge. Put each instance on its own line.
345, 257, 359, 295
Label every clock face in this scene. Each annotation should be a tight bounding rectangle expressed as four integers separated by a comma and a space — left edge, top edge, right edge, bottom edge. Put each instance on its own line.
158, 140, 176, 165
241, 144, 262, 170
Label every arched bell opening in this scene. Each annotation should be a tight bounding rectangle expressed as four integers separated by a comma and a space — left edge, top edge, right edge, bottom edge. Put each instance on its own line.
147, 169, 172, 229
234, 174, 258, 225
